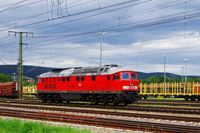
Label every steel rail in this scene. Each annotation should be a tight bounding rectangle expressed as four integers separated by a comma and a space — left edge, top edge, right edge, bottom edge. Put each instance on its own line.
0, 99, 200, 114
0, 102, 199, 123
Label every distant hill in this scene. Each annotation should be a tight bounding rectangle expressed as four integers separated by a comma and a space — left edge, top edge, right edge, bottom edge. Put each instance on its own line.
0, 65, 51, 79
0, 65, 198, 80
137, 72, 182, 79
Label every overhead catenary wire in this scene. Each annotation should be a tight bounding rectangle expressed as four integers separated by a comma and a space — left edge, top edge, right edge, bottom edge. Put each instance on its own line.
26, 7, 200, 44
0, 0, 191, 44
0, 0, 30, 13
2, 8, 200, 53
9, 14, 200, 57
0, 0, 194, 37
0, 0, 92, 25
31, 0, 193, 33
0, 0, 195, 37
0, 0, 150, 32
0, 0, 185, 35
0, 0, 152, 46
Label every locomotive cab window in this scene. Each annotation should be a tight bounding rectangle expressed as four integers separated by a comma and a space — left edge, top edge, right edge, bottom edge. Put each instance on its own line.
91, 76, 96, 81
62, 77, 65, 82
131, 73, 137, 80
100, 68, 104, 72
104, 68, 109, 72
113, 74, 119, 80
122, 72, 130, 80
66, 77, 70, 81
81, 76, 85, 81
107, 75, 110, 80
76, 77, 80, 81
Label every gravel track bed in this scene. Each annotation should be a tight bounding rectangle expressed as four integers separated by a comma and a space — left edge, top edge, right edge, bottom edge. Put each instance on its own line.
0, 106, 199, 128
1, 102, 200, 119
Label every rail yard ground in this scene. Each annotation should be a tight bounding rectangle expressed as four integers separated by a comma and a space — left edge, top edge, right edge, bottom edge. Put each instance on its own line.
0, 98, 199, 133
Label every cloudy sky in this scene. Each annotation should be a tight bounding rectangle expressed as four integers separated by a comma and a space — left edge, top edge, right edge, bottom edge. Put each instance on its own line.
0, 0, 200, 75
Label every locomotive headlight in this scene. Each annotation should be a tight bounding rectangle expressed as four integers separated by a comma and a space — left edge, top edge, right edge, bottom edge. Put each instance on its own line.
132, 86, 138, 90
122, 86, 138, 90
123, 86, 130, 90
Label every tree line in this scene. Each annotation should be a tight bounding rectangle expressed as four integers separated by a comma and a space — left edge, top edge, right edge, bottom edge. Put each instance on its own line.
0, 73, 35, 86
0, 73, 12, 82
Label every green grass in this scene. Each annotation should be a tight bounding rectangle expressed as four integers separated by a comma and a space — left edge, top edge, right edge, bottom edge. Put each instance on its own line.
0, 118, 90, 133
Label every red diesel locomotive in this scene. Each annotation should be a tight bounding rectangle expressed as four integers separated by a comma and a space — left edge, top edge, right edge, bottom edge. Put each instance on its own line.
37, 65, 140, 105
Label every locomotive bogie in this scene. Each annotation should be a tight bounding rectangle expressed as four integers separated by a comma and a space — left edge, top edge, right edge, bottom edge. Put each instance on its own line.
37, 91, 139, 105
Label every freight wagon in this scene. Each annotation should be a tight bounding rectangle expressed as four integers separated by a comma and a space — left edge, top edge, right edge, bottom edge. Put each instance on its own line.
139, 82, 200, 101
0, 82, 18, 98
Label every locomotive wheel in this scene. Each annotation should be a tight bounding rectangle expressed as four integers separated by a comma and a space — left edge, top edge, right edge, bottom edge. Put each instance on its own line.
113, 96, 119, 106
42, 99, 47, 103
56, 95, 63, 103
113, 101, 119, 106
123, 102, 128, 106
42, 97, 47, 103
94, 100, 99, 105
184, 97, 189, 101
49, 95, 56, 103
190, 96, 196, 101
39, 94, 47, 103
103, 102, 108, 105
103, 95, 109, 105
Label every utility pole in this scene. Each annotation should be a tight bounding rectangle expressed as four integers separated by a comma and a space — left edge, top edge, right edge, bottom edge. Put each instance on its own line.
8, 31, 33, 99
98, 32, 105, 67
181, 65, 184, 83
184, 59, 188, 83
163, 54, 166, 94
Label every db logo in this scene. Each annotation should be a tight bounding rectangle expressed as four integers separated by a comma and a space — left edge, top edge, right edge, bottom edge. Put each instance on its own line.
130, 82, 133, 86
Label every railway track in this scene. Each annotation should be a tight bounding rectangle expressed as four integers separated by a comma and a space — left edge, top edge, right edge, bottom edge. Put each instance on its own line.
140, 99, 200, 103
138, 100, 200, 107
0, 99, 200, 115
0, 105, 199, 133
20, 97, 200, 107
0, 101, 200, 123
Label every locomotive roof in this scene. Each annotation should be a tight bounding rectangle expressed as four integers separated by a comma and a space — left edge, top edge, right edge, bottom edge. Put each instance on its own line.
51, 67, 81, 72
38, 65, 135, 78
